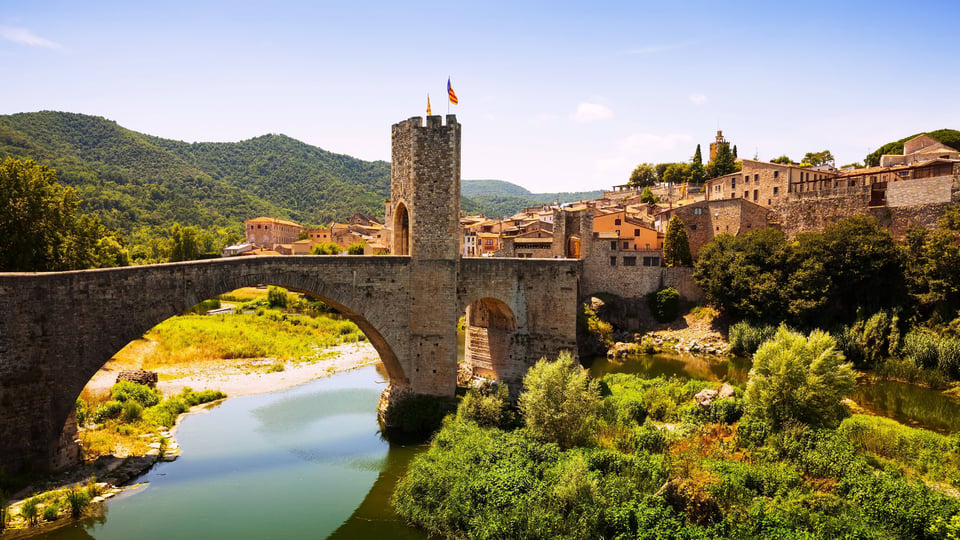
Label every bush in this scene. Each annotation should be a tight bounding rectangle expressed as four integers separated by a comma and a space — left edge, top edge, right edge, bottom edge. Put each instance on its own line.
519, 352, 601, 449
91, 400, 123, 423
380, 393, 457, 443
111, 381, 160, 408
457, 382, 515, 429
745, 327, 855, 430
42, 501, 60, 522
647, 287, 680, 323
21, 497, 38, 525
902, 329, 939, 369
121, 400, 143, 423
939, 337, 960, 379
728, 321, 776, 356
66, 487, 90, 518
267, 286, 288, 308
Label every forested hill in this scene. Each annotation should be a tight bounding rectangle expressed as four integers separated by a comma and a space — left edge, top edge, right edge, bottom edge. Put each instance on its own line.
462, 179, 604, 218
865, 129, 960, 166
0, 111, 392, 235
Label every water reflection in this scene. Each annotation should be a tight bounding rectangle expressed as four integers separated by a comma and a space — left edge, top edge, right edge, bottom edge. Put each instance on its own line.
587, 351, 751, 384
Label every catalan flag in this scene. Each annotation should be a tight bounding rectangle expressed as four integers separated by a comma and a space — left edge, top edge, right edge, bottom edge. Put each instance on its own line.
427, 94, 432, 115
447, 77, 458, 105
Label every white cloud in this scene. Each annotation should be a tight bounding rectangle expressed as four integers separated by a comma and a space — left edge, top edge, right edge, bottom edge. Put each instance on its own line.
688, 93, 706, 106
0, 26, 60, 48
571, 102, 612, 123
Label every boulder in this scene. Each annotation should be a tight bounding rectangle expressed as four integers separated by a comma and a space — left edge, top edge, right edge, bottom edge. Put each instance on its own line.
694, 388, 718, 408
718, 383, 736, 399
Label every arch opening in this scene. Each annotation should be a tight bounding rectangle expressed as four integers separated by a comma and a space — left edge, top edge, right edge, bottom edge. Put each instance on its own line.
461, 297, 518, 383
60, 283, 405, 468
393, 202, 410, 256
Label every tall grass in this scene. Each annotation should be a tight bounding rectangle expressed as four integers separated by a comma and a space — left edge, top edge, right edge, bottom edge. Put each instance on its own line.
728, 321, 777, 356
138, 311, 365, 368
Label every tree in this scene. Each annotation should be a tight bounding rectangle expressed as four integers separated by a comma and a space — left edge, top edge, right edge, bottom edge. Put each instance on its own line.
0, 157, 117, 271
347, 241, 366, 255
168, 224, 201, 262
705, 142, 738, 179
640, 186, 658, 204
661, 163, 692, 185
690, 144, 705, 184
628, 163, 657, 187
801, 150, 835, 167
518, 351, 600, 449
745, 327, 854, 430
770, 155, 792, 164
663, 215, 693, 267
311, 242, 341, 255
732, 145, 738, 159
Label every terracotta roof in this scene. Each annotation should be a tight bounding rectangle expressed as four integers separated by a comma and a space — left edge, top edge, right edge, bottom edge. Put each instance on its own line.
245, 217, 303, 227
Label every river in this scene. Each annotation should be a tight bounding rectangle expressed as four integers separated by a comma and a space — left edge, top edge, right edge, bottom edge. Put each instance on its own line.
40, 366, 428, 540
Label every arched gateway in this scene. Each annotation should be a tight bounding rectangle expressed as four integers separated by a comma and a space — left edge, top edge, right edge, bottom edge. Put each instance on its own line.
0, 115, 580, 473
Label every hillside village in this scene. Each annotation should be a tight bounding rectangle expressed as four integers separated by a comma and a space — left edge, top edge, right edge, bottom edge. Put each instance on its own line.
229, 131, 960, 299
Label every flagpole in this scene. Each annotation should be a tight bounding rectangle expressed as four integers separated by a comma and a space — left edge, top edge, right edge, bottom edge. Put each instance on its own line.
447, 75, 450, 115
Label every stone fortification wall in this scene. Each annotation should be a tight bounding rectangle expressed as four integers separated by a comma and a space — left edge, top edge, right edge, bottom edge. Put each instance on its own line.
886, 176, 954, 207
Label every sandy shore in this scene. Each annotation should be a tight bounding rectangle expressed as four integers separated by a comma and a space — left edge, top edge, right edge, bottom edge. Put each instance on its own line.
86, 341, 382, 399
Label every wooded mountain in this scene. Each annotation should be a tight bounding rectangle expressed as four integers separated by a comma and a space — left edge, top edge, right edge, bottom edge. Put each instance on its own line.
0, 112, 603, 238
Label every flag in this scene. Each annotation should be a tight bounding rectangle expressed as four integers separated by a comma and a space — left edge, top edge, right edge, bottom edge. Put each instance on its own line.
427, 94, 432, 115
447, 77, 458, 105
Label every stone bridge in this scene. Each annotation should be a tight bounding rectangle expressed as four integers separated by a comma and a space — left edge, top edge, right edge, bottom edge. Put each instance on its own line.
0, 254, 580, 473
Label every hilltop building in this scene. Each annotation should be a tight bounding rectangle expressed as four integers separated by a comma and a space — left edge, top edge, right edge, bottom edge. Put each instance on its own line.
244, 217, 305, 250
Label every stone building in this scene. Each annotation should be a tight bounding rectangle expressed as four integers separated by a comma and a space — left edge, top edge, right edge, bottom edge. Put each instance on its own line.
244, 217, 305, 250
881, 134, 960, 167
705, 159, 837, 208
654, 199, 771, 257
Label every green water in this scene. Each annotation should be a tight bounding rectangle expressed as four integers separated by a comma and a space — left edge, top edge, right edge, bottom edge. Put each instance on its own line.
589, 352, 960, 434
40, 366, 428, 539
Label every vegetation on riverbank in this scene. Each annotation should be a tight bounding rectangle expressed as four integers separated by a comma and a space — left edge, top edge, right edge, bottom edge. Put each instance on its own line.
393, 331, 960, 539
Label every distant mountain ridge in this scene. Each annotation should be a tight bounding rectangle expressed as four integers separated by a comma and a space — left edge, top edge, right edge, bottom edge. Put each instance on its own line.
462, 179, 604, 218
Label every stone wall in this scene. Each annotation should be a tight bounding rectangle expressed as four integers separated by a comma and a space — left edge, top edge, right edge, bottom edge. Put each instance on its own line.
886, 176, 954, 207
581, 240, 701, 302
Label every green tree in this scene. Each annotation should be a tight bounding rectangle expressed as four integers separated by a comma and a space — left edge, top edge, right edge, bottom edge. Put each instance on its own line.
770, 155, 792, 164
267, 286, 289, 308
662, 163, 692, 185
745, 327, 854, 430
801, 150, 835, 167
347, 241, 366, 255
663, 215, 693, 267
168, 224, 201, 262
0, 157, 116, 271
310, 242, 341, 255
518, 351, 600, 449
690, 144, 705, 184
628, 163, 657, 187
705, 142, 738, 179
640, 186, 658, 204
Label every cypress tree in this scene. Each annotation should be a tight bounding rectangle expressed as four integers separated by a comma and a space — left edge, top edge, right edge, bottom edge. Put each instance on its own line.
664, 215, 693, 267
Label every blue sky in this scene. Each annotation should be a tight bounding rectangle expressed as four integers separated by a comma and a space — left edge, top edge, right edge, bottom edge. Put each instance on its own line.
3, 0, 959, 193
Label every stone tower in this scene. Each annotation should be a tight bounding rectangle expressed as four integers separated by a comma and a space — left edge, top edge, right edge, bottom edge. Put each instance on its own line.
390, 115, 461, 395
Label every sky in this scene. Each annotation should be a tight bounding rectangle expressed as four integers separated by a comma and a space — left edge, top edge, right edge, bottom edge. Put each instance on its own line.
3, 0, 960, 193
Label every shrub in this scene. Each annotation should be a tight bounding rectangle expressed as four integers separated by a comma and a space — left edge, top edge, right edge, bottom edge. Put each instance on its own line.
745, 327, 855, 430
939, 337, 960, 379
519, 352, 601, 449
42, 501, 60, 522
111, 381, 160, 408
75, 398, 89, 426
380, 393, 457, 443
21, 497, 38, 525
728, 321, 777, 356
457, 382, 515, 429
66, 487, 90, 518
647, 287, 680, 323
267, 286, 288, 308
91, 400, 123, 423
121, 400, 143, 423
902, 329, 939, 369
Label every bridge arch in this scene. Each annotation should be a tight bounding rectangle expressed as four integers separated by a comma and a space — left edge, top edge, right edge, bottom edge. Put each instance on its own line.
462, 297, 519, 382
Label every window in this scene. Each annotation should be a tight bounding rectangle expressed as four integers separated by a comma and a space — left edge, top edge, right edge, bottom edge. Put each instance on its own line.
732, 178, 736, 189
610, 241, 617, 250
610, 256, 617, 266
773, 187, 779, 195
623, 241, 629, 249
634, 228, 640, 236
623, 256, 637, 266
744, 191, 748, 198
754, 174, 759, 182
642, 256, 661, 267
753, 190, 758, 201
691, 224, 697, 231
614, 218, 622, 225
774, 171, 779, 179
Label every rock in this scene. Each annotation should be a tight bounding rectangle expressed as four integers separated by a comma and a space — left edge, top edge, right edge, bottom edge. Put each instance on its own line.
694, 388, 718, 408
718, 383, 736, 399
116, 369, 158, 388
